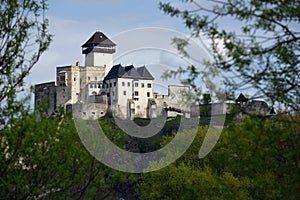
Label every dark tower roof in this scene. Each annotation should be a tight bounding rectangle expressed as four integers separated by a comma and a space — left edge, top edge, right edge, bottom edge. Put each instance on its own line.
235, 93, 248, 102
81, 31, 116, 55
81, 31, 116, 48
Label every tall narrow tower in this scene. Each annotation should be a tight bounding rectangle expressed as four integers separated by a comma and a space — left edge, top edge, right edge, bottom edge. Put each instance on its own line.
81, 31, 116, 73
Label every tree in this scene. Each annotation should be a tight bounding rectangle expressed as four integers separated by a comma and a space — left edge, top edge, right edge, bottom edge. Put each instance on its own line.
0, 0, 52, 126
138, 115, 300, 199
159, 0, 300, 110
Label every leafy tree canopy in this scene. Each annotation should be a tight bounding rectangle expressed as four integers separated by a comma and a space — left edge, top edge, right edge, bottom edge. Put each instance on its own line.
138, 114, 300, 199
0, 0, 52, 127
160, 0, 300, 110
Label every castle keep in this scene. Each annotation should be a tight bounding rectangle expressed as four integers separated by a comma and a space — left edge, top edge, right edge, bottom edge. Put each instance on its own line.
35, 31, 191, 119
35, 31, 274, 119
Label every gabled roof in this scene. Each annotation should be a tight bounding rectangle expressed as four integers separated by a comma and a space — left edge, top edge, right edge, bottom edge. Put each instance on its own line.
123, 65, 141, 78
137, 66, 154, 80
235, 93, 248, 102
104, 64, 125, 80
104, 64, 154, 81
81, 31, 116, 48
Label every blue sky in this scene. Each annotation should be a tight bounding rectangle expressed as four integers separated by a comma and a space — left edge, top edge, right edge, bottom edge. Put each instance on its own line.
29, 0, 190, 84
28, 0, 217, 97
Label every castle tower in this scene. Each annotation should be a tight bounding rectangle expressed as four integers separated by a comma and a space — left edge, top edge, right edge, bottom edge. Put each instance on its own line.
81, 31, 116, 75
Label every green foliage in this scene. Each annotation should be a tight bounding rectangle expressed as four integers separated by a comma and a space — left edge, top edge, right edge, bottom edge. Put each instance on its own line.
98, 116, 179, 153
0, 0, 52, 106
138, 115, 300, 199
159, 0, 300, 110
0, 110, 141, 199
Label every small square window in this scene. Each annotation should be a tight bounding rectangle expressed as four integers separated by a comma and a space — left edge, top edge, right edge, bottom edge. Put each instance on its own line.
147, 83, 152, 88
123, 91, 126, 95
134, 91, 139, 96
122, 82, 125, 86
60, 76, 65, 82
135, 82, 138, 87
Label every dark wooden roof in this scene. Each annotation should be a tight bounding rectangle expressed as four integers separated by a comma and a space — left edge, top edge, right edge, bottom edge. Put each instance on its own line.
235, 93, 248, 102
104, 64, 154, 80
81, 31, 116, 48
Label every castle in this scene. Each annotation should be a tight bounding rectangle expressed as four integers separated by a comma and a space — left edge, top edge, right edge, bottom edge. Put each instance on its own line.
35, 31, 275, 120
35, 31, 191, 119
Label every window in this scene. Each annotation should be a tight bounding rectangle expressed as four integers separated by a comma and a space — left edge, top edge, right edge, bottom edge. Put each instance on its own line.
134, 98, 139, 101
123, 91, 126, 95
74, 77, 76, 81
134, 91, 139, 96
95, 77, 97, 81
90, 84, 93, 88
122, 82, 125, 86
147, 83, 152, 88
98, 84, 101, 88
127, 82, 130, 87
109, 83, 112, 88
147, 92, 150, 97
134, 82, 138, 87
112, 91, 114, 96
141, 83, 144, 88
88, 77, 90, 81
60, 75, 65, 82
114, 82, 116, 87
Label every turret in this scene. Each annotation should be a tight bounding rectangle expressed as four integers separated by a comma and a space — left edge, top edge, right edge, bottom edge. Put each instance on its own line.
81, 31, 116, 72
